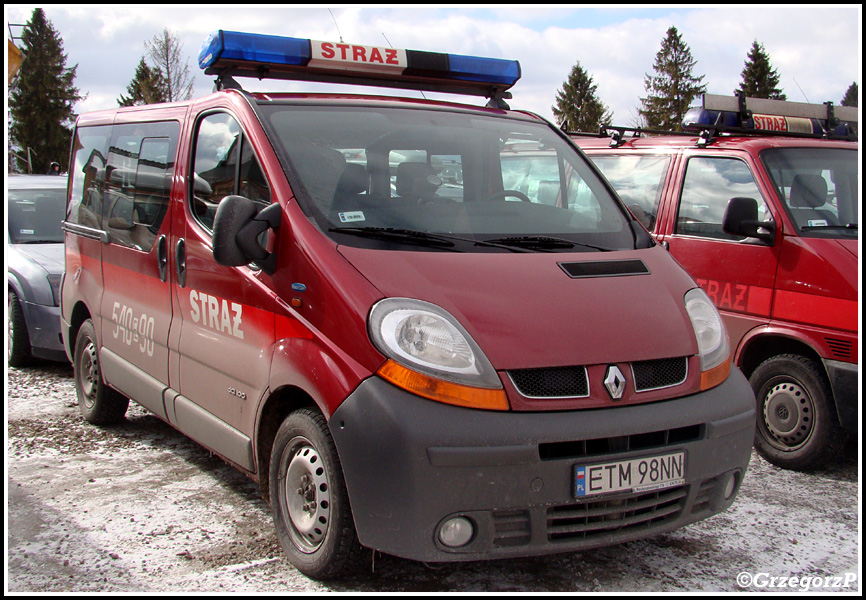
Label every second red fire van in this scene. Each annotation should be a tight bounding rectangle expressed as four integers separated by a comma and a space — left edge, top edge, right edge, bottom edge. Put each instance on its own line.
61, 31, 755, 578
574, 94, 858, 472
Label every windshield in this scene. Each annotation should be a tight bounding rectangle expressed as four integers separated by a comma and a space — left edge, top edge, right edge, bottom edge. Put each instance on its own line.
8, 188, 67, 244
259, 104, 634, 252
761, 147, 858, 238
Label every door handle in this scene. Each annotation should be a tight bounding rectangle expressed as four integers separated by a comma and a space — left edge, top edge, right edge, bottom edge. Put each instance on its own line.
175, 238, 186, 287
157, 235, 168, 282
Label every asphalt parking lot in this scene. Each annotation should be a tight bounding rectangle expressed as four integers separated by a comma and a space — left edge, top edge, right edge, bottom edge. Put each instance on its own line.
6, 361, 860, 593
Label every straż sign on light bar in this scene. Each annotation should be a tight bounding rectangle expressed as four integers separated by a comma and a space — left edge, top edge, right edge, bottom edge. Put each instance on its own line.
752, 114, 814, 134
309, 40, 407, 74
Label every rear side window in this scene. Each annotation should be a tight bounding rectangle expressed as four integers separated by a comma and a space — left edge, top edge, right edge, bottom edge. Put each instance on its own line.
104, 122, 179, 252
590, 154, 671, 230
68, 125, 112, 229
676, 157, 771, 240
191, 112, 271, 232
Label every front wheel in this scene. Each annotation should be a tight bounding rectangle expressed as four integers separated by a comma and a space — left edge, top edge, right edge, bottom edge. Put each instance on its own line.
73, 319, 129, 425
270, 409, 364, 579
8, 290, 33, 368
750, 354, 845, 471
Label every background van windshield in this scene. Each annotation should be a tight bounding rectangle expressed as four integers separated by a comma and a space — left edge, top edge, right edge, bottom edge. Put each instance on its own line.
761, 147, 858, 237
260, 105, 634, 251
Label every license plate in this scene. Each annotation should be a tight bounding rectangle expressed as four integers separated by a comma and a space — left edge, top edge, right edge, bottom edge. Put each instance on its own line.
574, 452, 685, 498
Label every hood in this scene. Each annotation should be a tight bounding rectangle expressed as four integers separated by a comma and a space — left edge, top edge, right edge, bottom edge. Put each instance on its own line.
11, 242, 65, 274
339, 245, 700, 371
832, 238, 858, 259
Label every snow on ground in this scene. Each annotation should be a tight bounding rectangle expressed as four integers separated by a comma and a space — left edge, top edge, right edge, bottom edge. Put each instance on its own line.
5, 362, 861, 592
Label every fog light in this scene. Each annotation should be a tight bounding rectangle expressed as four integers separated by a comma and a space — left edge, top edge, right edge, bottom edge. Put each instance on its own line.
438, 516, 474, 548
723, 471, 739, 500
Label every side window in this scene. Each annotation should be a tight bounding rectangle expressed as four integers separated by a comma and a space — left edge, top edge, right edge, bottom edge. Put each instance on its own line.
676, 157, 771, 240
192, 112, 270, 232
68, 125, 112, 229
591, 155, 670, 230
103, 122, 179, 251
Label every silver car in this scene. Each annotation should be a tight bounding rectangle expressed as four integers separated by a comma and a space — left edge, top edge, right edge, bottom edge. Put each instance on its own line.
7, 174, 68, 366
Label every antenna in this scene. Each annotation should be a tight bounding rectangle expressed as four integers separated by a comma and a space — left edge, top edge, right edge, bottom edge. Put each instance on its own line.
792, 78, 811, 103
328, 8, 343, 43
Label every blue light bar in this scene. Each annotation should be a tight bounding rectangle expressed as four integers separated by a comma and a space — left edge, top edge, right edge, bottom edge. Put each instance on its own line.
682, 94, 858, 138
198, 30, 521, 100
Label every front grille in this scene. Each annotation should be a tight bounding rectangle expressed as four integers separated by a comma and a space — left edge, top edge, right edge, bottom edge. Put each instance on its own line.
492, 509, 532, 547
632, 357, 688, 391
508, 366, 589, 398
508, 357, 688, 399
546, 486, 687, 542
538, 424, 703, 461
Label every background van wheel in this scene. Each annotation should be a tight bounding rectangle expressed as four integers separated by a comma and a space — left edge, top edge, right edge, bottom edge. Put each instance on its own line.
8, 290, 33, 368
270, 409, 364, 580
73, 319, 129, 425
750, 354, 845, 471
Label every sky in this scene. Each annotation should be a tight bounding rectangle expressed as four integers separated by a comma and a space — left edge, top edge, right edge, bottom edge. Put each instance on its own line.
4, 5, 863, 127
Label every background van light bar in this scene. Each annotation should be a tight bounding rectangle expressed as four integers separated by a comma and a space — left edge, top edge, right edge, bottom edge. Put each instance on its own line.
199, 30, 521, 99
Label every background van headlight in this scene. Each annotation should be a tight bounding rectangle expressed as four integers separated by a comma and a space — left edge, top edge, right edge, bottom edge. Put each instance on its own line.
684, 287, 731, 390
369, 298, 507, 410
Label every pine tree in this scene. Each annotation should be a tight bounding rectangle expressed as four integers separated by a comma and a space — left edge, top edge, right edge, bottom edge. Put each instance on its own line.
639, 26, 707, 131
145, 28, 194, 102
118, 57, 167, 106
9, 8, 83, 173
840, 82, 858, 107
738, 41, 786, 100
552, 61, 613, 132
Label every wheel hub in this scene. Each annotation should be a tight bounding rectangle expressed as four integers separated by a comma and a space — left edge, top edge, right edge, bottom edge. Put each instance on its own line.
763, 381, 814, 449
283, 440, 331, 553
79, 342, 99, 405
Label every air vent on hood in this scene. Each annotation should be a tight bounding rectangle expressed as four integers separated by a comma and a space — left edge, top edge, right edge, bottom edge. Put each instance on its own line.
558, 259, 649, 279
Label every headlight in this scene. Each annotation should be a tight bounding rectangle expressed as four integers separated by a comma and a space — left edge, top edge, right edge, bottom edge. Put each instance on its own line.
47, 273, 63, 306
369, 298, 507, 410
684, 287, 731, 389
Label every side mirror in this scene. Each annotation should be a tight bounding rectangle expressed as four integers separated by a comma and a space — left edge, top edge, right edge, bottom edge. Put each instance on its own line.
723, 197, 775, 243
212, 195, 281, 274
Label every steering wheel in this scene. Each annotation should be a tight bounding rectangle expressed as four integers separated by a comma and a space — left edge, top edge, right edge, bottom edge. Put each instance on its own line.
486, 189, 532, 202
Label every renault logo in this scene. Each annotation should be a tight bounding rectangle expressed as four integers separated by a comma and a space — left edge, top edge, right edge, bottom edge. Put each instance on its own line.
604, 365, 627, 400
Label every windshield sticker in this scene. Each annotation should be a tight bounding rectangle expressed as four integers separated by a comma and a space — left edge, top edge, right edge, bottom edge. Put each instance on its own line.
338, 211, 366, 224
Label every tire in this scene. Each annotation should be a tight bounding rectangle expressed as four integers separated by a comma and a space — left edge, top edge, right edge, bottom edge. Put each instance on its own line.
270, 408, 364, 579
73, 319, 129, 425
750, 353, 845, 471
8, 290, 33, 368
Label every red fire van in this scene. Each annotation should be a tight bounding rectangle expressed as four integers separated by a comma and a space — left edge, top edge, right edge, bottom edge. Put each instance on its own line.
573, 94, 858, 472
61, 32, 755, 579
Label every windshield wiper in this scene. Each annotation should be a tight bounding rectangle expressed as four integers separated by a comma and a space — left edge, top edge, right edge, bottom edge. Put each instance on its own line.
800, 223, 858, 231
329, 227, 537, 253
330, 227, 457, 249
482, 235, 612, 252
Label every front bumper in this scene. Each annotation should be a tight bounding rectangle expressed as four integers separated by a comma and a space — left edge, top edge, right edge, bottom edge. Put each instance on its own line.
21, 300, 67, 362
330, 369, 755, 563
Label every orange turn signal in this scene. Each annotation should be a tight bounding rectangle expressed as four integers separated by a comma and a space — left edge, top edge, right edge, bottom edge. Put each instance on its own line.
377, 359, 510, 411
700, 359, 731, 391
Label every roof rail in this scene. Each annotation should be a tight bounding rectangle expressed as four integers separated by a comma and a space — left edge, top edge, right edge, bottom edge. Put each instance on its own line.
198, 30, 521, 109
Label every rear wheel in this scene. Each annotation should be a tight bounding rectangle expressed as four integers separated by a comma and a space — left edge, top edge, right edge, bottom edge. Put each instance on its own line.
8, 290, 33, 368
73, 319, 129, 425
750, 354, 845, 471
270, 408, 364, 579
